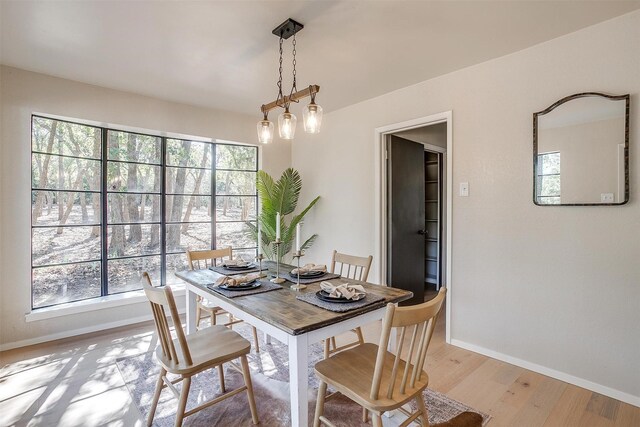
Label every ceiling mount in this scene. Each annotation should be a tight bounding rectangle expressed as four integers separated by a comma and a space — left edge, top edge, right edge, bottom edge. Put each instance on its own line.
272, 18, 304, 39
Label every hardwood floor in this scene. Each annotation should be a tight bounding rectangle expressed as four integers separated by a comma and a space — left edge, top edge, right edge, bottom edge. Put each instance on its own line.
1, 311, 638, 426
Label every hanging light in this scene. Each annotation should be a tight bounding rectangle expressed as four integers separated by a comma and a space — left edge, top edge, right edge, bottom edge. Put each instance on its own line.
257, 18, 322, 142
303, 89, 323, 134
278, 106, 297, 140
257, 110, 274, 144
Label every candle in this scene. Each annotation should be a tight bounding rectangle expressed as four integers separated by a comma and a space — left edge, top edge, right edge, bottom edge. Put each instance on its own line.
296, 223, 301, 252
257, 221, 262, 255
275, 212, 281, 241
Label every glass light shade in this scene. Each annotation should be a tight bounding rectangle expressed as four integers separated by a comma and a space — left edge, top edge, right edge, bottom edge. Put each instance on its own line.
257, 119, 274, 144
303, 102, 323, 134
278, 111, 297, 140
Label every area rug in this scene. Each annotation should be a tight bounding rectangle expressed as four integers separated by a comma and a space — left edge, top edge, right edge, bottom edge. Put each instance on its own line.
116, 325, 490, 426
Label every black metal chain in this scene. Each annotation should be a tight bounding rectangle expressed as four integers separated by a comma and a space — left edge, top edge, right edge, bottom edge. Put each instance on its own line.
276, 34, 284, 108
289, 31, 298, 99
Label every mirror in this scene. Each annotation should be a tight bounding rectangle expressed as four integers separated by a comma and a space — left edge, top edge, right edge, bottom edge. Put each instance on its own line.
533, 92, 629, 206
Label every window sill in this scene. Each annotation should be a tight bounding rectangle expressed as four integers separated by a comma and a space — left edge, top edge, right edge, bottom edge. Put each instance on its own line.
25, 284, 186, 322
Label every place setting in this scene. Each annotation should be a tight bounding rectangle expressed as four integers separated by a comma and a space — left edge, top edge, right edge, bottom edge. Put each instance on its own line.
208, 256, 267, 276
296, 280, 385, 313
206, 271, 283, 298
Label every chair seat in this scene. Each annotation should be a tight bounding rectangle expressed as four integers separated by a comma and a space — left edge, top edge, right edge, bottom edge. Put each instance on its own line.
314, 343, 429, 412
199, 299, 225, 311
157, 325, 251, 375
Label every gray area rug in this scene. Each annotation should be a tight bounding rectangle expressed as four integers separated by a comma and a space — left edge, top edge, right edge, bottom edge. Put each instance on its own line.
116, 325, 490, 426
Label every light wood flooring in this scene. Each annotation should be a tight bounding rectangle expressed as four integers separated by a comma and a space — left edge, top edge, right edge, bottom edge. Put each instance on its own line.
1, 310, 638, 426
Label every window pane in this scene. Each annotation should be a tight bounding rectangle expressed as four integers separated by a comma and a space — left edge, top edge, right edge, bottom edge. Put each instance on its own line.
216, 145, 257, 170
166, 223, 211, 253
108, 256, 161, 294
32, 154, 100, 191
32, 191, 101, 226
539, 175, 560, 197
32, 117, 101, 159
166, 167, 211, 195
215, 171, 256, 195
538, 152, 560, 175
166, 253, 189, 285
538, 197, 561, 205
32, 226, 101, 266
216, 221, 256, 250
107, 131, 161, 164
216, 196, 256, 221
166, 139, 212, 168
166, 195, 211, 223
107, 224, 161, 258
107, 162, 161, 193
33, 261, 101, 308
107, 194, 160, 223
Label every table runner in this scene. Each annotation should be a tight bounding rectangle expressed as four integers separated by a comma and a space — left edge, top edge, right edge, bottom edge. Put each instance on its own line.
296, 291, 385, 313
207, 280, 282, 298
275, 272, 341, 284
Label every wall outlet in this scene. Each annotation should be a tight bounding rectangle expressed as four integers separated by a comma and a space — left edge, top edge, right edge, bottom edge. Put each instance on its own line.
460, 182, 469, 197
601, 193, 614, 203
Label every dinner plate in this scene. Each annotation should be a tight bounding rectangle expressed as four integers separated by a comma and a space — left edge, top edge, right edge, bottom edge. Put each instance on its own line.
290, 269, 325, 278
223, 263, 256, 270
316, 290, 365, 303
219, 281, 261, 291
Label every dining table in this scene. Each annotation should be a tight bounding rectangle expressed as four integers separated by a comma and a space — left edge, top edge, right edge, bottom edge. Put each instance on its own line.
175, 260, 412, 427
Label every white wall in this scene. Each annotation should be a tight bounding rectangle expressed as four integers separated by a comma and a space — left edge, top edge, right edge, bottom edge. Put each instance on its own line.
0, 66, 291, 348
292, 11, 640, 404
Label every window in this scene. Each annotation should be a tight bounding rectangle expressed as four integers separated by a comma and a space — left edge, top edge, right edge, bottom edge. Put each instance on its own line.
31, 116, 258, 308
536, 152, 561, 205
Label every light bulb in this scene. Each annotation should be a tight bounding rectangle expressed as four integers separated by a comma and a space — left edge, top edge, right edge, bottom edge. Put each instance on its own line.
257, 119, 274, 144
278, 109, 297, 140
303, 102, 323, 134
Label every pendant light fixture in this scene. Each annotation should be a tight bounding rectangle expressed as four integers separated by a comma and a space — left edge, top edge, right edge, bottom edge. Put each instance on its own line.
257, 18, 322, 143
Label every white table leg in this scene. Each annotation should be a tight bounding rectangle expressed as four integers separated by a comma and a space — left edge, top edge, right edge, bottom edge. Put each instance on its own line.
185, 287, 197, 334
288, 333, 309, 427
264, 331, 272, 344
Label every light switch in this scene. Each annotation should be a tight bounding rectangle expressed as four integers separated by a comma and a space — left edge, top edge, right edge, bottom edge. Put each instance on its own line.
460, 182, 469, 197
601, 193, 614, 203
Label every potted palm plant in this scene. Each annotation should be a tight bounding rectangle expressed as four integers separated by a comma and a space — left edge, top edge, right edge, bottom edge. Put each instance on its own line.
246, 168, 319, 263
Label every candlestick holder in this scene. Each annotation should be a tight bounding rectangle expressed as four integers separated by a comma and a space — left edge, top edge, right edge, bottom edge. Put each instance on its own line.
255, 253, 265, 279
270, 240, 285, 284
291, 250, 306, 291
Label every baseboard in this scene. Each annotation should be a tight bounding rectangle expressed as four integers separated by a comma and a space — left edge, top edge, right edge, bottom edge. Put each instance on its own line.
451, 339, 640, 408
0, 307, 185, 352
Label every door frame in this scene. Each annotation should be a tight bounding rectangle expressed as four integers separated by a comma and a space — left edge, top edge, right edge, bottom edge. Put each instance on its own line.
374, 111, 453, 343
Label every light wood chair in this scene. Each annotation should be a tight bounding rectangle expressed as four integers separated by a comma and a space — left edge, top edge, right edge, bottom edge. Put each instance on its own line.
187, 248, 260, 353
324, 250, 374, 359
313, 287, 447, 427
142, 273, 259, 427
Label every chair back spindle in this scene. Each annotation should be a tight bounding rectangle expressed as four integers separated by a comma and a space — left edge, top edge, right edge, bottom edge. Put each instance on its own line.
330, 250, 373, 282
142, 272, 193, 366
186, 247, 233, 270
370, 287, 446, 401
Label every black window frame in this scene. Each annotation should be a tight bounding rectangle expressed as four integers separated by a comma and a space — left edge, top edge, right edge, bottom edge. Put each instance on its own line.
31, 115, 258, 309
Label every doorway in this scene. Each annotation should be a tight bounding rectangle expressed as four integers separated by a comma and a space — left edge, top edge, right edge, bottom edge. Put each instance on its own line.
374, 112, 452, 342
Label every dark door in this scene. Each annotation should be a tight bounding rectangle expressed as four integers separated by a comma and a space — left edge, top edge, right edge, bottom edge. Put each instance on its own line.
387, 135, 425, 305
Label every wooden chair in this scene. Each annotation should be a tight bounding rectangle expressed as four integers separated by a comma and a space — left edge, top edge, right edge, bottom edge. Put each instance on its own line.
324, 250, 374, 359
142, 273, 259, 427
187, 248, 260, 353
313, 287, 447, 427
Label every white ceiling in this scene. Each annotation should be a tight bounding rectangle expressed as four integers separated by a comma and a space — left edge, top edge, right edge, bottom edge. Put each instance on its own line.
2, 1, 639, 116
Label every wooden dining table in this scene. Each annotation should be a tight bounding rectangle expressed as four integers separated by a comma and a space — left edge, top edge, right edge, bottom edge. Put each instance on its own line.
175, 260, 412, 427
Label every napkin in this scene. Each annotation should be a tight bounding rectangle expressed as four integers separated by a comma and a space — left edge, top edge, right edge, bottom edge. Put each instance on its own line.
223, 257, 250, 267
291, 263, 327, 275
320, 281, 366, 300
215, 272, 261, 287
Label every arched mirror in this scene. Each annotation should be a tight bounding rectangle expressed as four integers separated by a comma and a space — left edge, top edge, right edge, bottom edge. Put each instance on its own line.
533, 92, 629, 206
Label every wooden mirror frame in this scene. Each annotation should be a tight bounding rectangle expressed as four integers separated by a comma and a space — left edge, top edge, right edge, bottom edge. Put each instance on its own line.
533, 92, 630, 206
